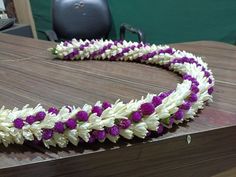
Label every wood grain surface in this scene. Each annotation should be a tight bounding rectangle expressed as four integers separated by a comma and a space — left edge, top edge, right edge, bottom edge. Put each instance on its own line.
0, 33, 236, 177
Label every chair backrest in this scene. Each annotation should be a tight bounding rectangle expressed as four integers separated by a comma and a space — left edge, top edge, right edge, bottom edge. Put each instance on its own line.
52, 0, 112, 40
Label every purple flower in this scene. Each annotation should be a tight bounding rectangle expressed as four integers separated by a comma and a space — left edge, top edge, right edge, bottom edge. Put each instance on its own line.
103, 46, 109, 51
130, 45, 136, 50
117, 53, 124, 58
204, 71, 210, 78
137, 43, 143, 48
164, 48, 173, 54
158, 49, 164, 54
73, 48, 79, 55
208, 87, 214, 95
174, 109, 184, 120
76, 110, 89, 121
64, 41, 68, 46
192, 80, 199, 86
102, 101, 112, 110
179, 58, 184, 64
191, 84, 199, 94
130, 111, 142, 122
140, 103, 155, 116
189, 77, 197, 83
189, 58, 196, 64
183, 74, 192, 80
182, 57, 189, 63
88, 134, 96, 143
64, 55, 70, 60
141, 55, 148, 60
92, 106, 103, 117
180, 101, 191, 110
146, 131, 151, 137
48, 107, 59, 115
13, 118, 24, 129
90, 51, 97, 58
54, 121, 65, 133
119, 119, 131, 129
65, 118, 77, 129
119, 40, 124, 45
169, 116, 175, 126
208, 78, 213, 84
107, 125, 120, 136
26, 115, 36, 125
152, 96, 162, 107
146, 52, 152, 58
42, 129, 54, 140
122, 48, 130, 53
162, 117, 174, 126
148, 51, 157, 58
85, 42, 89, 46
99, 48, 105, 54
157, 124, 164, 134
159, 92, 168, 99
110, 56, 116, 61
114, 41, 119, 45
94, 130, 106, 140
69, 52, 74, 59
79, 45, 85, 50
107, 43, 112, 48
189, 93, 198, 102
35, 111, 46, 121
172, 58, 178, 64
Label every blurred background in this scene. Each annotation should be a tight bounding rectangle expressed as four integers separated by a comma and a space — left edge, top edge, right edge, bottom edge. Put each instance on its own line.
1, 0, 236, 44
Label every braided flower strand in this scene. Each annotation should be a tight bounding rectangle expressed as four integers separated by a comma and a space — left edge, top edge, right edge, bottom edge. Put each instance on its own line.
0, 39, 214, 148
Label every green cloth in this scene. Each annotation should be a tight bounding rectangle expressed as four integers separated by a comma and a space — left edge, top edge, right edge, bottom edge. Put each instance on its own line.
30, 0, 236, 44
30, 0, 51, 40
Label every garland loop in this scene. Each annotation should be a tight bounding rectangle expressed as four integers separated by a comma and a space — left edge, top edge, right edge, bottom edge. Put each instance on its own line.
0, 39, 214, 148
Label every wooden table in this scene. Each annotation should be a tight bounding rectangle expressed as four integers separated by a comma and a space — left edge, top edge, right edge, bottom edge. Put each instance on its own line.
0, 34, 236, 177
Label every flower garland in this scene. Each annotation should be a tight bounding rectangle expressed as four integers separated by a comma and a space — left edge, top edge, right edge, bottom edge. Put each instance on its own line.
0, 39, 214, 148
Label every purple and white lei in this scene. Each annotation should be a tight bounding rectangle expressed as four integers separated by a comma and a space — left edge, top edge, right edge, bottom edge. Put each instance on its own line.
0, 39, 214, 148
